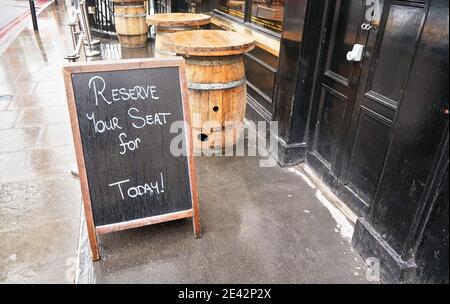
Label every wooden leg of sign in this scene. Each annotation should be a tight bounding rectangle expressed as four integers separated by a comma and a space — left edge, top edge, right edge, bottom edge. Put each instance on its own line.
82, 201, 100, 260
193, 209, 202, 238
88, 229, 100, 261
191, 177, 201, 238
86, 222, 100, 260
192, 192, 201, 238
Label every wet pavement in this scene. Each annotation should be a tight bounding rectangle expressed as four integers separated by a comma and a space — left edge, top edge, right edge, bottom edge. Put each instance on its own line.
80, 150, 369, 283
0, 2, 81, 283
1, 2, 370, 284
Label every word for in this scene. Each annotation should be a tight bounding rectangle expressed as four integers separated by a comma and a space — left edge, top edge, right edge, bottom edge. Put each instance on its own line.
118, 133, 141, 155
88, 76, 160, 106
108, 172, 165, 200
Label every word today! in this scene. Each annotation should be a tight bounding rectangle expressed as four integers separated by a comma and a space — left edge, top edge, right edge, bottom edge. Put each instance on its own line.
108, 172, 165, 200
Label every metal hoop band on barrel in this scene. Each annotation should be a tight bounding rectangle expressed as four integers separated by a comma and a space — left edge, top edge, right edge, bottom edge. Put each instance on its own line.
185, 56, 242, 66
158, 26, 200, 33
187, 78, 246, 90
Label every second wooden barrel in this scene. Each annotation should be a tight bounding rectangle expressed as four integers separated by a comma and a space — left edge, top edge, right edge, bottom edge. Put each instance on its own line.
185, 55, 247, 151
113, 1, 148, 48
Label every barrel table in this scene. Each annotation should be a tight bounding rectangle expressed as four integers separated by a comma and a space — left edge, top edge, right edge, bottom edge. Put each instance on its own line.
112, 0, 148, 48
163, 30, 255, 151
146, 13, 211, 57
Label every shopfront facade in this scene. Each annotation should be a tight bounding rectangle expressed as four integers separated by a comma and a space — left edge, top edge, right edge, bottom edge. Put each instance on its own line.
190, 0, 449, 284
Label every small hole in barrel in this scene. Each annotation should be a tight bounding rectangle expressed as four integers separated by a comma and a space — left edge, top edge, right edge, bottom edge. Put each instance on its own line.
198, 133, 209, 142
213, 106, 219, 112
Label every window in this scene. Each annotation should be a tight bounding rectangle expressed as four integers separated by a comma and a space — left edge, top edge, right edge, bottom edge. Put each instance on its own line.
216, 0, 285, 34
250, 0, 285, 33
155, 0, 172, 13
217, 1, 246, 20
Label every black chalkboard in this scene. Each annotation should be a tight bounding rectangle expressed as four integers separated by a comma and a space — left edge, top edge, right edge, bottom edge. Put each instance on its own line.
63, 58, 200, 260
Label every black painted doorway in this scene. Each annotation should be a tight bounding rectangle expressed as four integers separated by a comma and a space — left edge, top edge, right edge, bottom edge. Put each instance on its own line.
307, 0, 431, 216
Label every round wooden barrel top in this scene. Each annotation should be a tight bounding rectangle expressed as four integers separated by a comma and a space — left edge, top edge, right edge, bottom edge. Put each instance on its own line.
146, 13, 211, 27
162, 30, 255, 57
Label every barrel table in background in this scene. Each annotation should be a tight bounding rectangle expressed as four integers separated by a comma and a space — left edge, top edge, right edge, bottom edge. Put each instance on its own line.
112, 0, 148, 48
163, 30, 255, 151
146, 13, 211, 57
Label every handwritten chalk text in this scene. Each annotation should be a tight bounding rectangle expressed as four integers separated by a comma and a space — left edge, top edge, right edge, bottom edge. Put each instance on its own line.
88, 76, 160, 106
108, 172, 165, 200
128, 107, 171, 128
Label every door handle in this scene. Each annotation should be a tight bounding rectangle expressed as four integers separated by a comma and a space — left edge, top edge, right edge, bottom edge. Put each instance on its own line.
347, 44, 364, 62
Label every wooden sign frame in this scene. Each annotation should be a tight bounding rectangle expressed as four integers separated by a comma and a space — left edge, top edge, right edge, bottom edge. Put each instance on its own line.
63, 58, 201, 261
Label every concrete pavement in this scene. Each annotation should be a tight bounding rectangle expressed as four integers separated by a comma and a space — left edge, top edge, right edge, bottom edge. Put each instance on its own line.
0, 1, 79, 283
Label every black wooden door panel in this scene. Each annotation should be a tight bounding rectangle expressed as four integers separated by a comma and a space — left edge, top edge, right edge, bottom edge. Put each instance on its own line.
345, 107, 392, 204
368, 3, 426, 104
369, 0, 448, 255
341, 0, 428, 206
312, 0, 367, 175
308, 0, 432, 216
315, 87, 349, 167
324, 0, 365, 87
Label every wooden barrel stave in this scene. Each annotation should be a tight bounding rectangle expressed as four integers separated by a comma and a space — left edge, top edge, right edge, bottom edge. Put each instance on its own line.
114, 2, 148, 48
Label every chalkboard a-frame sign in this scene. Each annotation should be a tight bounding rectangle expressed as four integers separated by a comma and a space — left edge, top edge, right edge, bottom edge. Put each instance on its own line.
63, 58, 200, 260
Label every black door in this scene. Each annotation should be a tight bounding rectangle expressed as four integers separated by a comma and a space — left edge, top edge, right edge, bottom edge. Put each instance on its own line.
308, 0, 372, 214
308, 0, 431, 216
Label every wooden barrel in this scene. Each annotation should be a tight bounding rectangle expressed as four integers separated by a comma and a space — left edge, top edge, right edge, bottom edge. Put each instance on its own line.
186, 55, 247, 151
113, 1, 148, 48
162, 30, 255, 151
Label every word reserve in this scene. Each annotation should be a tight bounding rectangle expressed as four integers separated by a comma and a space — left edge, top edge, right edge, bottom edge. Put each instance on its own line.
88, 76, 160, 105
